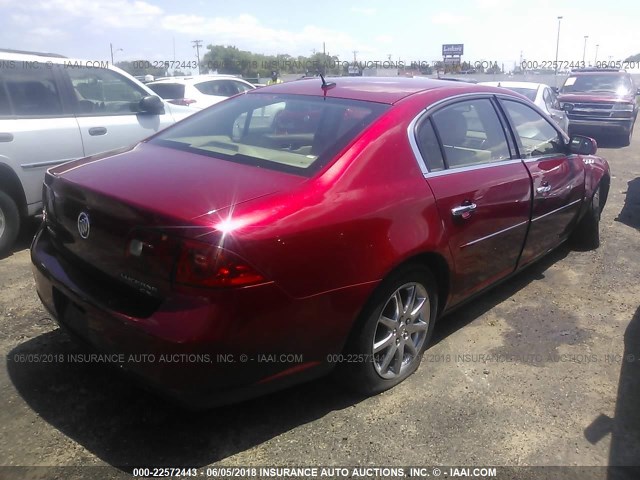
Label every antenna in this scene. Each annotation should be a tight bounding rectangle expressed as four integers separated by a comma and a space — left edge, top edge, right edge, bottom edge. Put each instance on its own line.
317, 71, 336, 90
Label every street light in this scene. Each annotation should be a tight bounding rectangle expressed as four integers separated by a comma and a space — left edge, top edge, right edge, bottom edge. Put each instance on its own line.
554, 16, 563, 81
594, 44, 599, 64
582, 36, 589, 63
110, 43, 123, 65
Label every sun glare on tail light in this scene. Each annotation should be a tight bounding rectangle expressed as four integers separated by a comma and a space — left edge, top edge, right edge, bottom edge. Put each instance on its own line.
175, 239, 266, 288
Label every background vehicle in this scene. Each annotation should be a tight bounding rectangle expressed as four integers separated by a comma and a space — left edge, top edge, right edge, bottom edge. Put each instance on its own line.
480, 81, 569, 132
31, 78, 610, 407
558, 69, 639, 146
0, 49, 193, 256
146, 75, 256, 108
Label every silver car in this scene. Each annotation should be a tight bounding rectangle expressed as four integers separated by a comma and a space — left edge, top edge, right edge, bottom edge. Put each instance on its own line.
480, 81, 569, 133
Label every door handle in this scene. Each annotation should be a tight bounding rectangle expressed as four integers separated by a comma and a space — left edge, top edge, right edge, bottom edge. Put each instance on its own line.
536, 182, 552, 194
0, 133, 14, 142
88, 127, 107, 136
451, 202, 477, 219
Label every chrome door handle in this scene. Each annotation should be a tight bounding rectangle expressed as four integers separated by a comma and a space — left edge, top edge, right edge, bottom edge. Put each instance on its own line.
536, 183, 552, 194
451, 202, 477, 218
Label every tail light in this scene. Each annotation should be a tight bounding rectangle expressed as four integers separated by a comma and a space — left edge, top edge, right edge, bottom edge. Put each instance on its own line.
175, 238, 266, 288
168, 98, 197, 106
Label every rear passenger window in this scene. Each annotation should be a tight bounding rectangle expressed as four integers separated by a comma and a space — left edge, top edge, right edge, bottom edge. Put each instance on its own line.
501, 100, 565, 158
0, 81, 10, 116
430, 99, 511, 169
416, 118, 445, 171
0, 64, 63, 116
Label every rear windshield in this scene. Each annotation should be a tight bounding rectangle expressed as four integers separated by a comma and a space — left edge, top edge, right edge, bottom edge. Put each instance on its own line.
147, 83, 185, 99
560, 74, 633, 95
150, 93, 389, 176
502, 87, 536, 102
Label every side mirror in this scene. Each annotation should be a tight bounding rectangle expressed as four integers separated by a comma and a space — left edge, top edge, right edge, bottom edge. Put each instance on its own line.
553, 87, 559, 94
569, 135, 597, 155
138, 95, 165, 115
636, 87, 640, 96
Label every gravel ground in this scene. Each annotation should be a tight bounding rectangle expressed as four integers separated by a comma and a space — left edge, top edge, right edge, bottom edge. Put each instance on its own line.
0, 134, 638, 480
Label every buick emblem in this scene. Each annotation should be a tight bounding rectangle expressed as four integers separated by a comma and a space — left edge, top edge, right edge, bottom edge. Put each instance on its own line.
77, 212, 90, 239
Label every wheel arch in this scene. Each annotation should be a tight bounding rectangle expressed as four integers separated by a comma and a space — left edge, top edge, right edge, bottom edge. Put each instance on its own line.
344, 250, 452, 351
0, 162, 28, 217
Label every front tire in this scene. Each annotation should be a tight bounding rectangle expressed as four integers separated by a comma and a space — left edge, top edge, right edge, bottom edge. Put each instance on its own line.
571, 184, 601, 250
340, 266, 438, 395
0, 191, 20, 258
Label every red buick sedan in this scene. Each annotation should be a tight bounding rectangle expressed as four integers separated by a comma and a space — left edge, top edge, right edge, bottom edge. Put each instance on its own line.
31, 77, 610, 407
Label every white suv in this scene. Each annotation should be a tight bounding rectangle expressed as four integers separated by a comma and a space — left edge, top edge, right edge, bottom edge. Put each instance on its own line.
147, 75, 256, 109
0, 49, 194, 256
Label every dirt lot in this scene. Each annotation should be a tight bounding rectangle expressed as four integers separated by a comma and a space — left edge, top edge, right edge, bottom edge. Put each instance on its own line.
0, 134, 639, 479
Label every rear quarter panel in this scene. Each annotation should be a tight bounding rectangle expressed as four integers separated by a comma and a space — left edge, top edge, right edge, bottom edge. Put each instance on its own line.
211, 94, 454, 301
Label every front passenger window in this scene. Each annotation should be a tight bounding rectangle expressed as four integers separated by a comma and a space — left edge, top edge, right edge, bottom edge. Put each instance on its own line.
502, 100, 565, 158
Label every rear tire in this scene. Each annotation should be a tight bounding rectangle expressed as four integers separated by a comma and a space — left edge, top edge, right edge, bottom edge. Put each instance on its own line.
0, 191, 20, 258
571, 184, 601, 250
339, 266, 438, 396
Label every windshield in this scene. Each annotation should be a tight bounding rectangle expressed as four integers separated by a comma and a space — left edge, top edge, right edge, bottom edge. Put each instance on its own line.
501, 87, 537, 102
150, 93, 389, 176
560, 74, 633, 95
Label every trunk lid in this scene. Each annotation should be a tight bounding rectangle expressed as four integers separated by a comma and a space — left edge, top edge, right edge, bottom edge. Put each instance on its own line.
45, 143, 305, 299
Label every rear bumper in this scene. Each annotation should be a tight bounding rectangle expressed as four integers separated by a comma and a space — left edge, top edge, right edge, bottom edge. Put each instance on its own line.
30, 225, 367, 408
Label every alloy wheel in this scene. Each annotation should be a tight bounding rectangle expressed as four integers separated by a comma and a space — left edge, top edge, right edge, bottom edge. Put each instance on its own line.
372, 282, 430, 379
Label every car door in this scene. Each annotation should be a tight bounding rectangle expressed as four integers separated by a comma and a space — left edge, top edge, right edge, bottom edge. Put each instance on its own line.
415, 97, 532, 304
543, 86, 569, 132
499, 98, 584, 266
62, 66, 175, 156
0, 63, 84, 213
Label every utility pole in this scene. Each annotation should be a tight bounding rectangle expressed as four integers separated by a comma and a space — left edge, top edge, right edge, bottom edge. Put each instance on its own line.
594, 44, 599, 64
110, 43, 123, 66
582, 36, 589, 63
192, 40, 203, 74
554, 16, 563, 82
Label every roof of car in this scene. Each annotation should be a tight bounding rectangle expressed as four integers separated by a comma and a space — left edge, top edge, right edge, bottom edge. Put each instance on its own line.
569, 70, 627, 76
248, 76, 488, 104
148, 75, 249, 85
479, 81, 544, 90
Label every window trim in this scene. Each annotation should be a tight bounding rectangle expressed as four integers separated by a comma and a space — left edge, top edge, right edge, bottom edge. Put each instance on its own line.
409, 93, 516, 176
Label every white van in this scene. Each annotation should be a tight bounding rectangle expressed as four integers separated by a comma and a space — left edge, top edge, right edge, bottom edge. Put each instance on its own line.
0, 49, 193, 255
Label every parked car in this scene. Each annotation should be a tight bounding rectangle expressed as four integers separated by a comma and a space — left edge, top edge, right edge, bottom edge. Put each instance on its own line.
31, 77, 610, 408
146, 75, 256, 109
0, 49, 193, 256
557, 68, 639, 146
480, 81, 569, 132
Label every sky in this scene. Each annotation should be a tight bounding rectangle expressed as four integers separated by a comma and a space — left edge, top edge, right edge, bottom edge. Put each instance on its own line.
1, 0, 639, 70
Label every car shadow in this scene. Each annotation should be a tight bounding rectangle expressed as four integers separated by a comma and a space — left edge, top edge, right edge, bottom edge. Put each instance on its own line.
584, 306, 640, 480
7, 329, 366, 469
0, 216, 40, 260
7, 244, 571, 470
615, 177, 640, 230
432, 245, 570, 344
